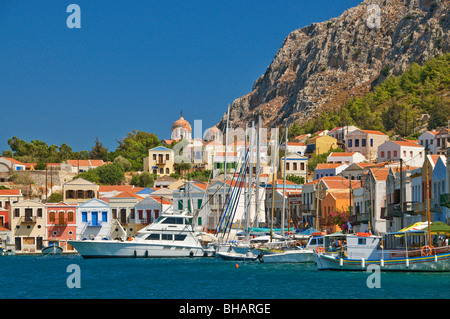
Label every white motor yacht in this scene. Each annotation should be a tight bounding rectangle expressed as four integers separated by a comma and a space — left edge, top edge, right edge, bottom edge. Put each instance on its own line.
69, 212, 217, 258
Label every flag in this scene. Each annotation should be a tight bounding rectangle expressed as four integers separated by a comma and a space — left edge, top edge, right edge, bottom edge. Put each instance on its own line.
305, 221, 309, 227
347, 221, 352, 230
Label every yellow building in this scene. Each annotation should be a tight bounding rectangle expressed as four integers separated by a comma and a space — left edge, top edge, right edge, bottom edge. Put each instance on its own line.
11, 199, 46, 254
143, 146, 174, 176
305, 135, 339, 159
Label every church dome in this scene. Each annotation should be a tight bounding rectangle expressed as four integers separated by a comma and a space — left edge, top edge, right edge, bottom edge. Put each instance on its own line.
172, 116, 191, 131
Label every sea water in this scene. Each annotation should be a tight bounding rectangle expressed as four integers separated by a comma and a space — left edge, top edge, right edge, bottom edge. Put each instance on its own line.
0, 255, 449, 299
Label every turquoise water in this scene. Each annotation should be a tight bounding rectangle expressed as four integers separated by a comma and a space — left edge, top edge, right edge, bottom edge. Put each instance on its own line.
0, 255, 449, 299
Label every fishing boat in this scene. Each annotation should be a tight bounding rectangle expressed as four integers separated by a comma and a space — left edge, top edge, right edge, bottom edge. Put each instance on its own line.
314, 231, 450, 271
42, 239, 64, 255
68, 211, 217, 258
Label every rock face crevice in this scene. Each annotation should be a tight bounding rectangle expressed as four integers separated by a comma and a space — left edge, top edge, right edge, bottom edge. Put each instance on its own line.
217, 0, 449, 130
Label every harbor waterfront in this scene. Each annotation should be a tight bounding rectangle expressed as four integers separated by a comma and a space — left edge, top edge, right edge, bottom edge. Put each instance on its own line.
0, 254, 448, 299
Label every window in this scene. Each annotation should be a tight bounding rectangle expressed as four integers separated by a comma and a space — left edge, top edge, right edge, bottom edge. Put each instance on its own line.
159, 168, 163, 174
166, 154, 169, 161
37, 208, 43, 218
146, 233, 160, 240
153, 154, 157, 160
370, 139, 373, 147
381, 151, 385, 158
14, 208, 20, 218
293, 163, 297, 171
77, 190, 84, 199
67, 190, 75, 199
166, 168, 170, 174
358, 238, 366, 245
174, 234, 187, 241
300, 163, 305, 171
102, 211, 108, 222
81, 212, 87, 223
86, 190, 95, 198
348, 139, 352, 147
403, 151, 406, 157
355, 139, 359, 147
394, 151, 397, 157
161, 234, 173, 241
112, 209, 117, 219
286, 163, 290, 171
410, 151, 413, 157
161, 217, 184, 224
68, 211, 74, 222
362, 139, 366, 147
49, 211, 56, 222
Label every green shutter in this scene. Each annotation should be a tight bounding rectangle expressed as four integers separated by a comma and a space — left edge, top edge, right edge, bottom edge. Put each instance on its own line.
198, 217, 202, 226
188, 200, 191, 213
178, 200, 183, 210
197, 199, 202, 209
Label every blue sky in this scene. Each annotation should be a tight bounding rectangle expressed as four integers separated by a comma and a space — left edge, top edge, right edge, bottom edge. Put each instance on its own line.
0, 0, 362, 153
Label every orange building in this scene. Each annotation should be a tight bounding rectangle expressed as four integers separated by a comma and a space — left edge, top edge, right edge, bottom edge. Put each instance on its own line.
321, 191, 352, 233
45, 202, 78, 253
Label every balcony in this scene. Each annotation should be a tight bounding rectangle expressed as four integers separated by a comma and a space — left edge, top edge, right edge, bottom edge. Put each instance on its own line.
19, 216, 36, 223
86, 220, 103, 227
440, 194, 450, 209
386, 202, 416, 218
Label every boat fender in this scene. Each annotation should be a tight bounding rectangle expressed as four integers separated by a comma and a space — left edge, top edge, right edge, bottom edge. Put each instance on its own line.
189, 251, 194, 257
380, 259, 384, 267
203, 252, 208, 257
127, 237, 133, 241
434, 255, 438, 263
361, 258, 365, 268
405, 259, 409, 268
339, 258, 343, 267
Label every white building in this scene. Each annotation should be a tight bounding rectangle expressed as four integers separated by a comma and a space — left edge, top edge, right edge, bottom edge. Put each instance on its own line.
76, 198, 111, 240
377, 140, 425, 167
418, 131, 439, 154
327, 152, 366, 164
328, 125, 359, 143
281, 142, 307, 156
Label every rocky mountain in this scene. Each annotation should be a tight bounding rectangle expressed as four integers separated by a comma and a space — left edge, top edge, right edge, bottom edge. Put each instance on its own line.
217, 0, 449, 131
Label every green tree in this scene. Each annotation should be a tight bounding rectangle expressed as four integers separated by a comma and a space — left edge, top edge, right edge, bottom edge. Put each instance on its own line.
96, 162, 125, 185
89, 137, 109, 161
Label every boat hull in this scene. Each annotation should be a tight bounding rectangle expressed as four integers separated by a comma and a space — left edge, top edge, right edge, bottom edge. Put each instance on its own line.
261, 250, 314, 263
216, 251, 258, 261
315, 252, 450, 272
42, 246, 63, 255
68, 240, 214, 258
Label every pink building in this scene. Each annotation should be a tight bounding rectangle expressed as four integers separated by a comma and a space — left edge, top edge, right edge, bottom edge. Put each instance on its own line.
45, 202, 78, 253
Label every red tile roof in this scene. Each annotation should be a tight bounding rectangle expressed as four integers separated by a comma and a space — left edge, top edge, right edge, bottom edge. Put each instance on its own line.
360, 130, 387, 136
0, 189, 22, 196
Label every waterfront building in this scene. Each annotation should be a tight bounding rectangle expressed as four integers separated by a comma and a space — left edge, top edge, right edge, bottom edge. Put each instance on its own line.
134, 196, 172, 231
173, 181, 209, 230
314, 163, 348, 180
171, 114, 192, 141
434, 128, 450, 155
432, 155, 448, 222
143, 146, 174, 176
0, 207, 9, 231
60, 159, 107, 173
321, 191, 352, 233
326, 152, 366, 165
0, 189, 23, 210
327, 125, 359, 146
109, 191, 144, 239
76, 198, 111, 240
418, 130, 439, 154
377, 140, 425, 167
265, 179, 302, 228
0, 157, 26, 172
280, 153, 308, 181
11, 199, 46, 253
45, 202, 78, 253
63, 177, 99, 204
304, 135, 339, 159
345, 129, 389, 162
280, 142, 307, 156
207, 179, 266, 231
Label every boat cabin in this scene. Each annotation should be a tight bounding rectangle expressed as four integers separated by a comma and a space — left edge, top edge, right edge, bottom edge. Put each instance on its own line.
343, 234, 381, 260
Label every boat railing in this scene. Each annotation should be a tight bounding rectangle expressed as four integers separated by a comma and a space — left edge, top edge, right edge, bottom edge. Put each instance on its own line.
381, 245, 450, 259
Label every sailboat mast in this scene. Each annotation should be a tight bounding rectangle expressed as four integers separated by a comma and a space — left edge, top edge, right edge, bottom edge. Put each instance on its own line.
281, 124, 288, 236
255, 117, 261, 228
425, 153, 432, 247
245, 122, 255, 243
224, 104, 230, 209
270, 128, 278, 242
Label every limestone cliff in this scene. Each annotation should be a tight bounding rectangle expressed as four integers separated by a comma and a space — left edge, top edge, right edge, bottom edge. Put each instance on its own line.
217, 0, 449, 130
